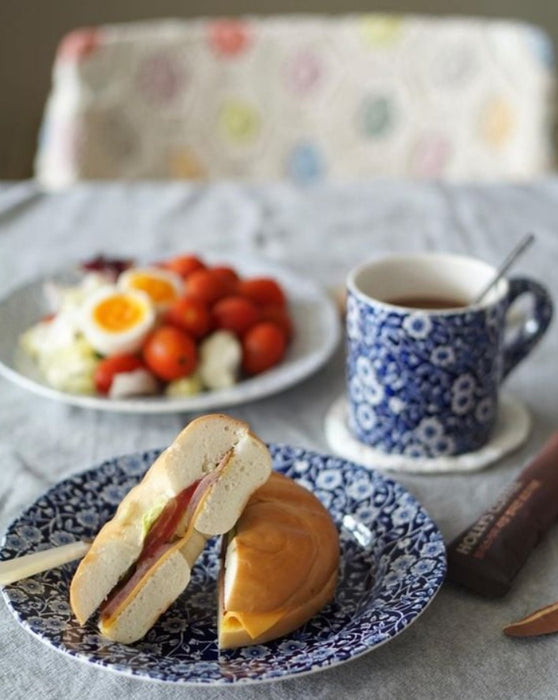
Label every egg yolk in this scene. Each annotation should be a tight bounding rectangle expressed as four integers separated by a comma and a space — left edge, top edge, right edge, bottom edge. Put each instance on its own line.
127, 274, 178, 304
93, 295, 145, 332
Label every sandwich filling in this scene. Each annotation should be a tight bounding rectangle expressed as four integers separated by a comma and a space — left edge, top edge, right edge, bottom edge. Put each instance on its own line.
100, 450, 233, 624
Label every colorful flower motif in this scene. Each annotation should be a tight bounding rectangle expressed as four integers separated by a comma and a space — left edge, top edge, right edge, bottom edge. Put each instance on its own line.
286, 142, 325, 184
168, 147, 206, 179
402, 313, 432, 339
56, 28, 101, 63
136, 53, 184, 104
480, 97, 515, 148
411, 133, 451, 178
219, 99, 261, 144
358, 15, 404, 46
286, 50, 323, 95
209, 19, 251, 57
359, 95, 396, 139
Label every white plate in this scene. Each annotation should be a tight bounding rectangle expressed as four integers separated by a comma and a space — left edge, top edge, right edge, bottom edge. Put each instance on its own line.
0, 257, 340, 413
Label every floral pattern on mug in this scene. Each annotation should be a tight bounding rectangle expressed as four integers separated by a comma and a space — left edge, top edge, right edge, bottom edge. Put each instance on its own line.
346, 291, 509, 457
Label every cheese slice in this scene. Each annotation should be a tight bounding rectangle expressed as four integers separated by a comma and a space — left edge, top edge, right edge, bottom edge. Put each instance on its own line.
222, 609, 285, 640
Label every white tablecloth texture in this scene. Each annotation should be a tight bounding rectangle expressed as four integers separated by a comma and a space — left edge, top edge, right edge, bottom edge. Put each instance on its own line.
1, 179, 557, 700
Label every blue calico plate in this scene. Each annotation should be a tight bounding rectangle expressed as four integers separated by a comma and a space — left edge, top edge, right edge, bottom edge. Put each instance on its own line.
0, 445, 446, 685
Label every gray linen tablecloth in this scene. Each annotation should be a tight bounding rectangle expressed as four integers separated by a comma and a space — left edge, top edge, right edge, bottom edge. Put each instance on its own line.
1, 179, 557, 699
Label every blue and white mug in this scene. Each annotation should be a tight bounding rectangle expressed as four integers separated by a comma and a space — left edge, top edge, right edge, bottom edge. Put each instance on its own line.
346, 253, 553, 457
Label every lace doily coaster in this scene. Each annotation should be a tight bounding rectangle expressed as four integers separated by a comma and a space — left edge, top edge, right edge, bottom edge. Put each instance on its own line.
325, 393, 530, 474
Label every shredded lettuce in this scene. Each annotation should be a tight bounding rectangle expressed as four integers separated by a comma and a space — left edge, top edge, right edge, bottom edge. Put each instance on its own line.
140, 500, 167, 540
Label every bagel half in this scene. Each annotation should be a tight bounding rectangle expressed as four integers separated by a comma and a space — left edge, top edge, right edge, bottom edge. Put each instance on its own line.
70, 414, 272, 644
219, 471, 339, 648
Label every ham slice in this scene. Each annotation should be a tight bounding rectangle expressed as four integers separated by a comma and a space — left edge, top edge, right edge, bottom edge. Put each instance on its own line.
100, 450, 233, 623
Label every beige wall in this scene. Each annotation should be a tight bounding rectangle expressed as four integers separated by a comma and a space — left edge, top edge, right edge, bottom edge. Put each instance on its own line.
2, 0, 558, 179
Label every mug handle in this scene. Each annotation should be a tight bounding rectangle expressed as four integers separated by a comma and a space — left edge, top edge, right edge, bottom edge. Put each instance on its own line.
502, 277, 553, 380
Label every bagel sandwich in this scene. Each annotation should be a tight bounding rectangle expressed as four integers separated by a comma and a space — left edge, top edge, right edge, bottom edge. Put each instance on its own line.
70, 413, 272, 644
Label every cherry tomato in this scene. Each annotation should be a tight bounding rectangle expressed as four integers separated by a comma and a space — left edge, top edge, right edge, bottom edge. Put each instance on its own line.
210, 266, 239, 290
143, 326, 197, 381
165, 296, 212, 339
213, 295, 260, 337
94, 354, 145, 395
185, 269, 234, 305
259, 304, 293, 340
162, 255, 206, 279
242, 322, 287, 375
237, 277, 286, 307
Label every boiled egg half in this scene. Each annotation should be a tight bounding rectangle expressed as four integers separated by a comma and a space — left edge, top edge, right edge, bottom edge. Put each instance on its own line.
118, 267, 183, 312
80, 286, 156, 356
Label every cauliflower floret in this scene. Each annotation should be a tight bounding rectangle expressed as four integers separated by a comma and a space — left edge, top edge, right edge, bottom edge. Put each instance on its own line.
20, 315, 78, 358
199, 331, 242, 390
38, 337, 100, 394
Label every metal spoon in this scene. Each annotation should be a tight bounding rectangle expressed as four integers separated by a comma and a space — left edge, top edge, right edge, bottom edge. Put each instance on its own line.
472, 233, 535, 305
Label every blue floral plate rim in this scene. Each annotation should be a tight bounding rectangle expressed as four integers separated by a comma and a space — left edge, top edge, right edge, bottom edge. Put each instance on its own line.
0, 443, 447, 685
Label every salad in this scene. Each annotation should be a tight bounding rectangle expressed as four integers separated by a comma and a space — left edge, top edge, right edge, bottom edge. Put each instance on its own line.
19, 254, 294, 399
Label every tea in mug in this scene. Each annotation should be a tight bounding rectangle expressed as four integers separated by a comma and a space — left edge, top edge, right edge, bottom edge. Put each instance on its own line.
385, 295, 468, 310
